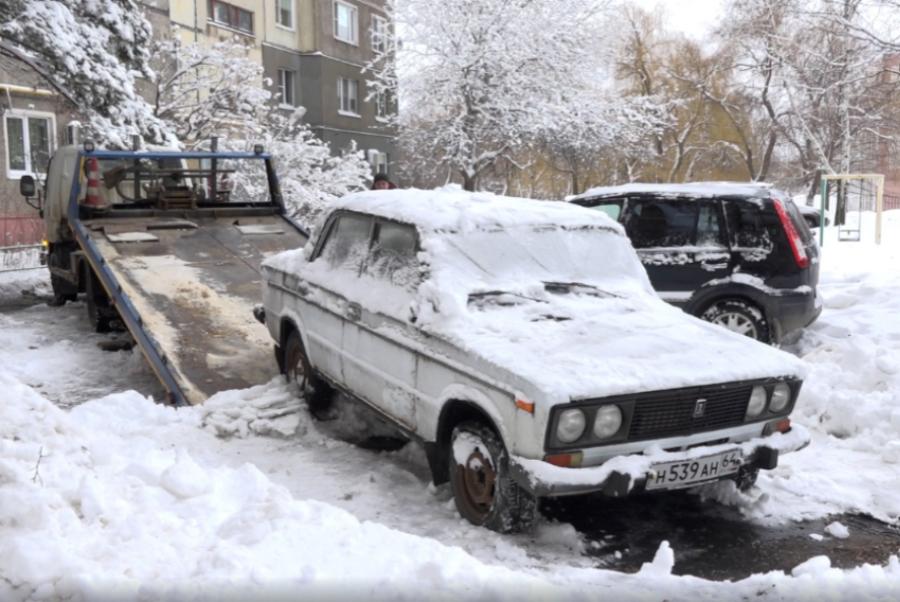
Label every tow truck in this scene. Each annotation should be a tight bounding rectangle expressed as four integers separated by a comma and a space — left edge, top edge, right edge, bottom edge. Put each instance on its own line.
18, 142, 308, 405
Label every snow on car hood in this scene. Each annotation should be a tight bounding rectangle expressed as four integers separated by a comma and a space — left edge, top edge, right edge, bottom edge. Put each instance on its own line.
425, 288, 806, 404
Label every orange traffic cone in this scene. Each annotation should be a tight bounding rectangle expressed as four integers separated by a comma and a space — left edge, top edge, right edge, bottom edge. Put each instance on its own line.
83, 157, 107, 209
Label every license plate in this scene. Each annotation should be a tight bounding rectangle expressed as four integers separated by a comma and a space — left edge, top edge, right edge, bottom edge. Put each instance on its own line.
645, 450, 743, 491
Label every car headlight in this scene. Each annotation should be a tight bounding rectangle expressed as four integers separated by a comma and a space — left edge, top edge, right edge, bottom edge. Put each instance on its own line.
769, 382, 791, 412
746, 385, 768, 419
556, 409, 586, 443
593, 405, 622, 439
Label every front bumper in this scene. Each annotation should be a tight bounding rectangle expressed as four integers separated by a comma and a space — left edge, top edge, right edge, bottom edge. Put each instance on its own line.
510, 423, 810, 498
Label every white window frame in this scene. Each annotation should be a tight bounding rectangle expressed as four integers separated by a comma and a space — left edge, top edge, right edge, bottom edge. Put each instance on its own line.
3, 109, 56, 179
333, 0, 359, 45
278, 68, 296, 107
337, 77, 360, 116
371, 14, 388, 53
275, 0, 294, 30
367, 149, 388, 175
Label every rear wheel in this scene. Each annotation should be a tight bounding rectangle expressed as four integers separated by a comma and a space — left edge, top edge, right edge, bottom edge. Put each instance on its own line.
282, 330, 334, 418
85, 268, 115, 333
448, 421, 536, 533
700, 299, 770, 343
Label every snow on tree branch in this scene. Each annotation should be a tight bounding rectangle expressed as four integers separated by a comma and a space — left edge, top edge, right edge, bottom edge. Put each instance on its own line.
0, 0, 173, 147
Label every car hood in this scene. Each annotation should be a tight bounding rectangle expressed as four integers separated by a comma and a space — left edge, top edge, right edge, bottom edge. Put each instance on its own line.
425, 292, 807, 405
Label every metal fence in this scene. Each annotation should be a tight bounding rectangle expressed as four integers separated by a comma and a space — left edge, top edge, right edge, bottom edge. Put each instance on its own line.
0, 215, 44, 272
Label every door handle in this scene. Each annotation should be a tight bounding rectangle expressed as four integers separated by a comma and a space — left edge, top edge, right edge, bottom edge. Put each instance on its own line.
346, 302, 362, 321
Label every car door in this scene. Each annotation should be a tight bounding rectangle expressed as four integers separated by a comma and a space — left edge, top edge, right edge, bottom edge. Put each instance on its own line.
623, 198, 731, 305
302, 211, 374, 383
339, 219, 422, 429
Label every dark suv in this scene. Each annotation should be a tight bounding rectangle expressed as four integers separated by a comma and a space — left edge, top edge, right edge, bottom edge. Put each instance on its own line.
569, 183, 821, 344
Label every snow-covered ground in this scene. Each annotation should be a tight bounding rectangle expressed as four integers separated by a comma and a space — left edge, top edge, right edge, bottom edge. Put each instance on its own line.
2, 214, 900, 600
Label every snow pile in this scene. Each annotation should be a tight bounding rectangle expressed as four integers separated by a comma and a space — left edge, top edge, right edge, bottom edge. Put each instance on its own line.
703, 211, 900, 525
0, 269, 51, 303
201, 379, 306, 438
0, 371, 571, 601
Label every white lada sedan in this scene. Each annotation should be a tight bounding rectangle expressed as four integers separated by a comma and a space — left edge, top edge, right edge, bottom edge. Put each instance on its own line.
258, 188, 809, 533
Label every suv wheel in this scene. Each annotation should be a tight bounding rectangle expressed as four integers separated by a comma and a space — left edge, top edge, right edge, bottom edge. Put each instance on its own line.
701, 300, 770, 343
448, 421, 536, 533
283, 330, 334, 418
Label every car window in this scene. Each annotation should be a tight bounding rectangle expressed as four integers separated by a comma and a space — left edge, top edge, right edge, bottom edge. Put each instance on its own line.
724, 201, 776, 250
317, 213, 372, 274
695, 202, 726, 247
587, 201, 623, 221
367, 221, 420, 289
625, 199, 697, 248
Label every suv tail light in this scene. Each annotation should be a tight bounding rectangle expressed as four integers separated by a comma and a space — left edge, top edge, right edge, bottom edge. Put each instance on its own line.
773, 199, 809, 269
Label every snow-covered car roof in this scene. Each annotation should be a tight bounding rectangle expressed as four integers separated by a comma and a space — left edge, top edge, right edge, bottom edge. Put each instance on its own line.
331, 186, 625, 234
568, 182, 775, 203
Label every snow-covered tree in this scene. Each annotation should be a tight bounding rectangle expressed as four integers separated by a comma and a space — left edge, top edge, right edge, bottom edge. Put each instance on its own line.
150, 36, 270, 150
0, 0, 171, 147
370, 0, 644, 192
151, 36, 370, 226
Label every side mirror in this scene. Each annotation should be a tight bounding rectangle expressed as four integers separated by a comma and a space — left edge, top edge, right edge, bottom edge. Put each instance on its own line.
19, 175, 36, 198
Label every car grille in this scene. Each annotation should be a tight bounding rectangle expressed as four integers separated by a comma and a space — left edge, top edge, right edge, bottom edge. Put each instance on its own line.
628, 385, 752, 441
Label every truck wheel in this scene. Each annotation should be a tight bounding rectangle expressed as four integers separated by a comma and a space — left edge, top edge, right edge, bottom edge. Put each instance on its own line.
283, 330, 334, 418
47, 247, 77, 305
448, 421, 536, 533
85, 268, 113, 333
700, 299, 770, 343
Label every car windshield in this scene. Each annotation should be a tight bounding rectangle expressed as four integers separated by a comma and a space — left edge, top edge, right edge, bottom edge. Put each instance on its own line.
434, 224, 652, 297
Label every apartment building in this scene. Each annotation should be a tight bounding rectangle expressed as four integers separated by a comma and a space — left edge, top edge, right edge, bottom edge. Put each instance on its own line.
155, 0, 395, 176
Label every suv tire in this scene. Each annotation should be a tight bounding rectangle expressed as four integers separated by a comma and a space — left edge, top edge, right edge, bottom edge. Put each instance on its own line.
448, 421, 536, 533
701, 299, 770, 343
283, 330, 334, 418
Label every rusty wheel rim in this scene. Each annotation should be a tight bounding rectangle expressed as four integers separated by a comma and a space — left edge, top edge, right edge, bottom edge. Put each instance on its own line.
458, 447, 496, 517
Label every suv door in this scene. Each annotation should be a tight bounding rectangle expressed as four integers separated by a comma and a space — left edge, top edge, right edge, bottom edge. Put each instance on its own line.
340, 219, 422, 429
623, 198, 731, 304
305, 211, 374, 382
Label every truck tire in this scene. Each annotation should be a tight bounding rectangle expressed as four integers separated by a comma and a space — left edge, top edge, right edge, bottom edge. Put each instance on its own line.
283, 330, 334, 418
448, 421, 537, 533
47, 246, 77, 305
85, 268, 114, 333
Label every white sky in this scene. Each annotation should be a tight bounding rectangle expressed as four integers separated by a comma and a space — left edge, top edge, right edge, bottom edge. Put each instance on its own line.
630, 0, 725, 38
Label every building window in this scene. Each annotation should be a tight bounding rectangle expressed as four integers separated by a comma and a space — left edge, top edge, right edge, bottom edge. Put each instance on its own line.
375, 89, 389, 120
371, 15, 388, 53
4, 111, 55, 178
209, 0, 254, 35
333, 1, 358, 45
276, 0, 293, 29
278, 69, 296, 106
337, 77, 359, 115
65, 123, 81, 146
368, 149, 388, 175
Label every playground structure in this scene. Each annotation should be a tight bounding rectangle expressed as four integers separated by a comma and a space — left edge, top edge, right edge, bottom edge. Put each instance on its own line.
818, 174, 884, 245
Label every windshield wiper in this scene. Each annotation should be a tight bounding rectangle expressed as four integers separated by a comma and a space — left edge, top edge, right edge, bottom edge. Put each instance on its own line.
543, 281, 621, 299
467, 290, 547, 305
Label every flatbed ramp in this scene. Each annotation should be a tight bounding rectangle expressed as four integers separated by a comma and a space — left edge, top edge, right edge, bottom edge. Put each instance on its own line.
83, 210, 307, 405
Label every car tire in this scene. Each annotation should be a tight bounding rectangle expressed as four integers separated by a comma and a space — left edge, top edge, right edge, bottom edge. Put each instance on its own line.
700, 299, 771, 344
282, 330, 334, 418
448, 421, 536, 533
